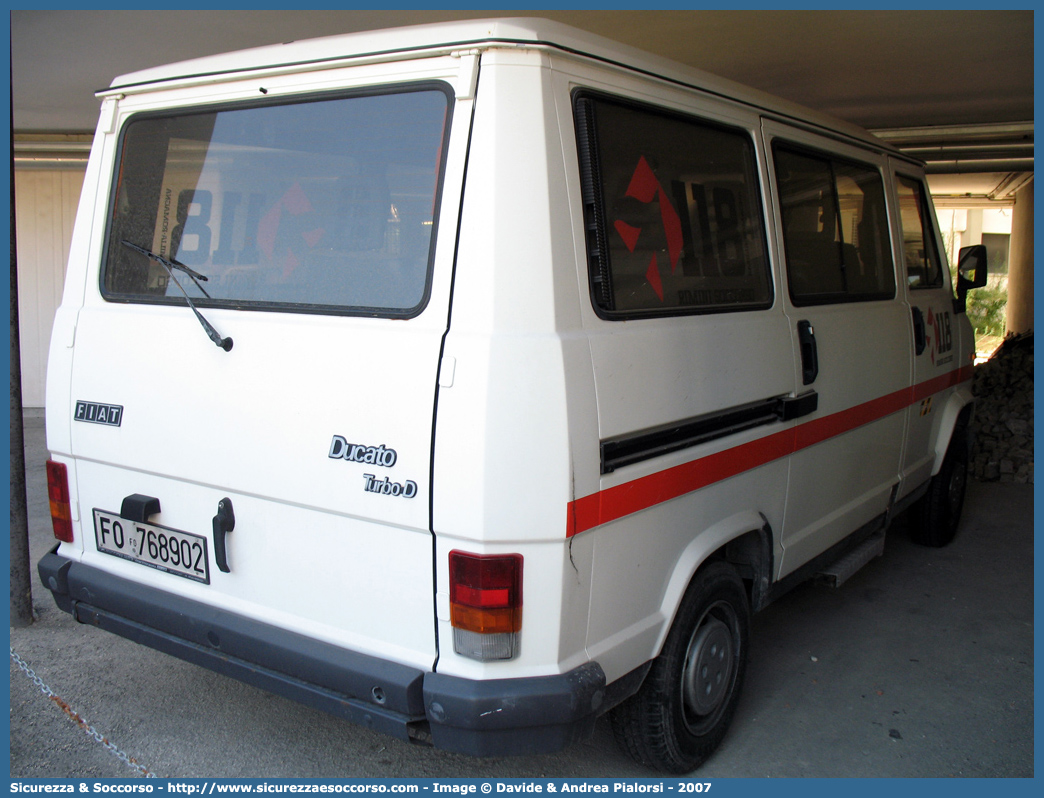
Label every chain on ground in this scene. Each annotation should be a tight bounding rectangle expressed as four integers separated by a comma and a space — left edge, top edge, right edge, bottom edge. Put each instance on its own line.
10, 647, 157, 778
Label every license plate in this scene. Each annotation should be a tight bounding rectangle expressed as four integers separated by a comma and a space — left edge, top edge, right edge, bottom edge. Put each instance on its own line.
93, 509, 210, 584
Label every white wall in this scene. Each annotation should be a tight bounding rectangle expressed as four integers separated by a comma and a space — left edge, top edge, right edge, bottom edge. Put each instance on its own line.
15, 168, 85, 407
935, 206, 1013, 268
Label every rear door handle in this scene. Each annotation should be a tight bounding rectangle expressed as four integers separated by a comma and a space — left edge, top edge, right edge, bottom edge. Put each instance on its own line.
212, 498, 235, 573
798, 320, 818, 385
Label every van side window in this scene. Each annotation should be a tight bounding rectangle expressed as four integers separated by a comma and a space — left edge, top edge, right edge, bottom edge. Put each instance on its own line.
574, 93, 772, 317
774, 145, 895, 305
102, 86, 452, 318
896, 175, 945, 289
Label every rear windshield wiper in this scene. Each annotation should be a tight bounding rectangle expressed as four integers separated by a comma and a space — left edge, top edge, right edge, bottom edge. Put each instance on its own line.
121, 239, 211, 296
121, 240, 233, 351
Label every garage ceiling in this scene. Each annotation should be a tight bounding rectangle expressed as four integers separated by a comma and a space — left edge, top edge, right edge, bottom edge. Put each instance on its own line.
10, 9, 1033, 200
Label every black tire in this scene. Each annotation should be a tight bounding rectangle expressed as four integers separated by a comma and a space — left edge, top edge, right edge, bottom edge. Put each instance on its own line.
911, 424, 969, 547
610, 560, 750, 773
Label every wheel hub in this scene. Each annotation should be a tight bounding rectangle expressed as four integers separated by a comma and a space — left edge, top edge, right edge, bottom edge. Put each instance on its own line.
683, 615, 734, 718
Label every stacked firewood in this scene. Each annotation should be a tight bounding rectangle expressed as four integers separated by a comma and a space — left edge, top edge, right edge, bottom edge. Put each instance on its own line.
969, 332, 1034, 484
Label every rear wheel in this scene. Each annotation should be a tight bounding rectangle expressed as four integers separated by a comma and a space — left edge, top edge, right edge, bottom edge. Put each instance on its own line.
611, 560, 749, 773
911, 424, 969, 547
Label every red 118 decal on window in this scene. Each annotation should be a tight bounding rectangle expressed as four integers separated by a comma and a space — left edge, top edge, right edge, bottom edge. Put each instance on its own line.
612, 156, 683, 301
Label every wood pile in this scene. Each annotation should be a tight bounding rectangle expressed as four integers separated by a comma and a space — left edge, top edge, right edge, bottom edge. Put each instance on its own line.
969, 332, 1034, 484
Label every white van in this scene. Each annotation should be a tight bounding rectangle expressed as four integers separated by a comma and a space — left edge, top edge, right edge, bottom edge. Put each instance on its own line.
39, 18, 988, 773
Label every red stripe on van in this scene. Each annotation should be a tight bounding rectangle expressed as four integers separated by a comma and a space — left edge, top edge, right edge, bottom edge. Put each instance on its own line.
912, 364, 974, 402
565, 364, 974, 538
792, 386, 910, 450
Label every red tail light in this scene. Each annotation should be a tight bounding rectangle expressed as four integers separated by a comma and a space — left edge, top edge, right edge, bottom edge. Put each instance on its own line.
46, 460, 74, 543
449, 550, 522, 661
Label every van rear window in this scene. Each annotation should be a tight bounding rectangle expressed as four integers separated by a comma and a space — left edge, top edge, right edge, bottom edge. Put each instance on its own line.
103, 85, 451, 317
574, 93, 772, 317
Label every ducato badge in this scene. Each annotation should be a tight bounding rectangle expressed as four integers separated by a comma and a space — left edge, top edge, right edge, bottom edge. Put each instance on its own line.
328, 435, 397, 468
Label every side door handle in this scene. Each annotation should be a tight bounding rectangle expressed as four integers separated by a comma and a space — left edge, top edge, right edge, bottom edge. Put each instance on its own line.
798, 320, 819, 385
912, 307, 927, 355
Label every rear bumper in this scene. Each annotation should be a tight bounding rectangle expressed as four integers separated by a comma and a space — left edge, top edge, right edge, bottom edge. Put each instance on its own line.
38, 548, 607, 756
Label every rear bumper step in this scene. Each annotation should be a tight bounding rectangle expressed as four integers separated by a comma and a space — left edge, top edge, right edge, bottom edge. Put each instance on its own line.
38, 548, 606, 756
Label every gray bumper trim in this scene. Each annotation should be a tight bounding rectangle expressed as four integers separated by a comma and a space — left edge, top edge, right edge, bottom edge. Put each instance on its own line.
38, 549, 608, 756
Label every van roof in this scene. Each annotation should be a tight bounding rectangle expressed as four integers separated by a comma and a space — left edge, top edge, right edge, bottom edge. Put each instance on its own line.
103, 17, 892, 153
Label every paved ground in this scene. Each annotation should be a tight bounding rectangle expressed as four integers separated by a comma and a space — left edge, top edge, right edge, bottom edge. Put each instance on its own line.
10, 410, 1034, 778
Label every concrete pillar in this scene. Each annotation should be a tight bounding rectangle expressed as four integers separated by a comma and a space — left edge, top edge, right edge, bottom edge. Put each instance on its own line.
965, 208, 984, 246
1005, 180, 1034, 334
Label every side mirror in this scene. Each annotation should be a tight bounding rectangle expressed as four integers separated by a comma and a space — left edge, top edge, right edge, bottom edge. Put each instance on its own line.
957, 244, 989, 290
954, 244, 988, 313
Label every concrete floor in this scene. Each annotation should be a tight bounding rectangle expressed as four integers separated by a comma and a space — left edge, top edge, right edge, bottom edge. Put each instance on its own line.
10, 410, 1034, 778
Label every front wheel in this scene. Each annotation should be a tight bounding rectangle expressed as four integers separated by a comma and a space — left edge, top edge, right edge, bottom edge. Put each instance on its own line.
611, 560, 750, 773
911, 424, 969, 548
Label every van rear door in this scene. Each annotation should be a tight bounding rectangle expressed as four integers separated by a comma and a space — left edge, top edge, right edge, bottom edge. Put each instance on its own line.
60, 71, 465, 670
